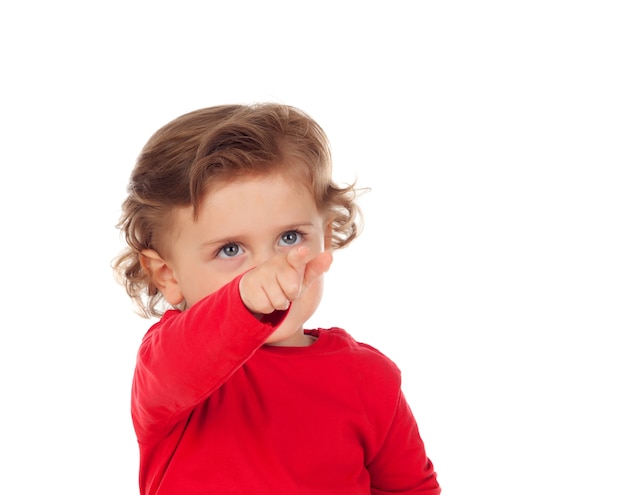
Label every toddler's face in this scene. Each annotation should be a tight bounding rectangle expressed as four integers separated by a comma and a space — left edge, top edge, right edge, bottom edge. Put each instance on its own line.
159, 173, 328, 331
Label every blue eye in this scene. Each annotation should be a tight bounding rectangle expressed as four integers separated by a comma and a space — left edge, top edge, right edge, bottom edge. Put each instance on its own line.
217, 243, 242, 258
279, 231, 303, 246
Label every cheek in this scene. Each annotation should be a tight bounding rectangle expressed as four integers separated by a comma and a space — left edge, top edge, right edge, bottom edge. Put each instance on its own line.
178, 269, 222, 307
309, 232, 326, 254
308, 276, 324, 306
292, 276, 324, 319
191, 265, 256, 306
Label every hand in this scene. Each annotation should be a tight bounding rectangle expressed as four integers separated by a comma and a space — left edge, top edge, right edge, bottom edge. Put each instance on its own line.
239, 246, 333, 316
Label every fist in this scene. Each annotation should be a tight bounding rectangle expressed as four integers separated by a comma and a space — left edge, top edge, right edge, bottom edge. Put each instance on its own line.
239, 246, 333, 316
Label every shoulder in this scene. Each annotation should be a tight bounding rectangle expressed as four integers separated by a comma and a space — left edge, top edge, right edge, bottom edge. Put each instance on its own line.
138, 310, 180, 344
318, 328, 404, 428
322, 328, 402, 389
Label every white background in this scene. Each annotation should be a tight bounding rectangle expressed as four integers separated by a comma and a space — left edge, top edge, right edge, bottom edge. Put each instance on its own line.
1, 1, 624, 494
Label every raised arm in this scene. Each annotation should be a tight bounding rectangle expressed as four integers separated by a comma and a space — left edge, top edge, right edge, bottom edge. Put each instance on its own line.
131, 274, 282, 443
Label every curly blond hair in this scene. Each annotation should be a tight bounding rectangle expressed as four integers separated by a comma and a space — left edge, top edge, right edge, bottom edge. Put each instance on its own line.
113, 103, 363, 318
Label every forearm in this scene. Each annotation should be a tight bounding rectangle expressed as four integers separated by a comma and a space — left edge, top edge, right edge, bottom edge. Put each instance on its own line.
132, 274, 285, 440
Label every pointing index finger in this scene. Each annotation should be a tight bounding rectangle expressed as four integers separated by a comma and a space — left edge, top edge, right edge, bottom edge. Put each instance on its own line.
286, 245, 312, 270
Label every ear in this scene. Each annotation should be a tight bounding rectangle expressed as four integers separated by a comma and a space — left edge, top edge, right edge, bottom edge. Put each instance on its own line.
140, 249, 184, 306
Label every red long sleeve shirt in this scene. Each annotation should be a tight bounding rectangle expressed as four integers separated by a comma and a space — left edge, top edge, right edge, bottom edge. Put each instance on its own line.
132, 276, 440, 494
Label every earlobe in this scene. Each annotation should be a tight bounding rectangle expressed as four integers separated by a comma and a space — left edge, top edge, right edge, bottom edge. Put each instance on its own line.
140, 249, 184, 305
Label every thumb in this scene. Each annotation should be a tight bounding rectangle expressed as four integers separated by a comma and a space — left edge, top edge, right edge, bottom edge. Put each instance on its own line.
302, 251, 333, 289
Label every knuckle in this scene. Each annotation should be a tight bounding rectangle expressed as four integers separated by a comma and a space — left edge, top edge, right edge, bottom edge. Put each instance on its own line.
286, 281, 301, 299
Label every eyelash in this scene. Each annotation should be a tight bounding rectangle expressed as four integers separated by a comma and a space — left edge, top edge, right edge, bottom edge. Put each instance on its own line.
215, 230, 306, 259
279, 229, 306, 246
216, 243, 241, 258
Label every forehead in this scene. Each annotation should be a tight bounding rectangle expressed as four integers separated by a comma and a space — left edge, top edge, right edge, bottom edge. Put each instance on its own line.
157, 167, 325, 257
201, 174, 317, 216
202, 164, 313, 195
176, 173, 321, 233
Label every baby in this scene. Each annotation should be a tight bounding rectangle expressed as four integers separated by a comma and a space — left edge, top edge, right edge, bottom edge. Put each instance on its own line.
113, 103, 440, 494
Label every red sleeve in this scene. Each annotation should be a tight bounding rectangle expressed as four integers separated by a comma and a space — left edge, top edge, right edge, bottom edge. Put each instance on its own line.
368, 391, 441, 495
131, 274, 287, 444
